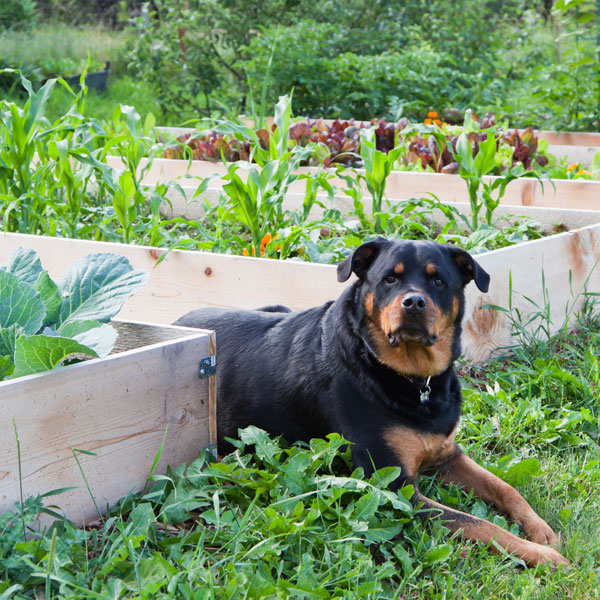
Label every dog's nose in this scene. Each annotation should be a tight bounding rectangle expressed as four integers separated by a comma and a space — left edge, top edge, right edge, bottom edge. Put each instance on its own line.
402, 293, 427, 313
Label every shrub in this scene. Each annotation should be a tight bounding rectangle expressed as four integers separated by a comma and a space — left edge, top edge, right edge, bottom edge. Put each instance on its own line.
241, 25, 473, 119
126, 0, 301, 118
0, 0, 38, 31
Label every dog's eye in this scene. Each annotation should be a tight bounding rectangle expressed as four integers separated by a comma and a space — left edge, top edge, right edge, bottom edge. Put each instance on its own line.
384, 275, 397, 284
433, 278, 444, 287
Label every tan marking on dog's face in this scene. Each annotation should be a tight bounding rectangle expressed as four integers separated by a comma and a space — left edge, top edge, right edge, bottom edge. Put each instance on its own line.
383, 425, 458, 478
364, 291, 375, 317
394, 262, 405, 275
426, 263, 437, 276
367, 300, 455, 377
379, 296, 403, 337
452, 296, 460, 320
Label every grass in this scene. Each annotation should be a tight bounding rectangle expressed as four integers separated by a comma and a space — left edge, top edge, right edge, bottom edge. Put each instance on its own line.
1, 304, 600, 598
40, 75, 167, 124
0, 18, 599, 596
0, 23, 126, 77
0, 22, 170, 124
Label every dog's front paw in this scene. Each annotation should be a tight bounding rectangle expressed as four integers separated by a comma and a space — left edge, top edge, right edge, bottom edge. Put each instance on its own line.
521, 541, 570, 568
522, 516, 559, 548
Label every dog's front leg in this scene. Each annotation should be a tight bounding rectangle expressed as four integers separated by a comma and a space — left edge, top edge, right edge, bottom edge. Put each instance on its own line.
371, 433, 569, 567
435, 444, 563, 549
411, 490, 569, 567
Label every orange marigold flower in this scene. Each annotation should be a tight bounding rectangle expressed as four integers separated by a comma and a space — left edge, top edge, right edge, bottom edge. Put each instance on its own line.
424, 118, 433, 125
577, 169, 592, 177
261, 233, 273, 248
427, 111, 438, 118
242, 248, 249, 257
567, 163, 578, 172
433, 119, 442, 126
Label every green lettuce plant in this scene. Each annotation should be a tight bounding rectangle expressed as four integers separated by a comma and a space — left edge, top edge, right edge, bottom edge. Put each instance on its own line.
0, 248, 148, 380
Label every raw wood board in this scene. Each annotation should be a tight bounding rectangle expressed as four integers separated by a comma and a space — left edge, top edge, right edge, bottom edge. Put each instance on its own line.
160, 184, 600, 233
1, 230, 599, 364
0, 320, 216, 524
106, 156, 600, 212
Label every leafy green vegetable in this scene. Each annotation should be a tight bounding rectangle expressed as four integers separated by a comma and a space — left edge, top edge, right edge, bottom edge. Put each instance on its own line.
0, 247, 148, 381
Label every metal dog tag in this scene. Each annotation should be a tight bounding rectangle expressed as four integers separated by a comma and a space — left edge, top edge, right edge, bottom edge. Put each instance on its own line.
419, 376, 432, 404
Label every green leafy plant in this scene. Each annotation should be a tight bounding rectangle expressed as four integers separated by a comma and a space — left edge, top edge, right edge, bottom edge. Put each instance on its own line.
0, 247, 148, 380
453, 128, 545, 230
358, 127, 403, 232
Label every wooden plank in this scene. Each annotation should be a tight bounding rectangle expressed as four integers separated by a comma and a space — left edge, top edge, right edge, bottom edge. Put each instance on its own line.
0, 322, 216, 524
1, 230, 599, 365
547, 144, 598, 167
161, 184, 600, 232
109, 155, 600, 212
537, 131, 600, 147
462, 225, 600, 360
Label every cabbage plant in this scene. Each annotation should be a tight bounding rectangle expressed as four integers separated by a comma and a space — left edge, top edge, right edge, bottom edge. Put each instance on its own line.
0, 248, 148, 380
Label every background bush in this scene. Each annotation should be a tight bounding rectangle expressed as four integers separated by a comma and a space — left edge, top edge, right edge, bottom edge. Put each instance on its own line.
0, 0, 38, 30
241, 23, 477, 119
1, 0, 599, 130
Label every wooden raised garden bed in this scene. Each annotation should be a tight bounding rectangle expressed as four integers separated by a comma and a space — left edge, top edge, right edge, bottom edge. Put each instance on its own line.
104, 155, 600, 232
1, 227, 599, 365
126, 156, 600, 212
0, 316, 216, 525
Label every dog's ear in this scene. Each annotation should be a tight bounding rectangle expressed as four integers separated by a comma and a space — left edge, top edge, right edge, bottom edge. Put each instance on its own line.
446, 246, 490, 292
337, 238, 388, 282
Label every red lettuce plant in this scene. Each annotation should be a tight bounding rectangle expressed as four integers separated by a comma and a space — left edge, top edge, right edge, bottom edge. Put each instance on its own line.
162, 113, 548, 175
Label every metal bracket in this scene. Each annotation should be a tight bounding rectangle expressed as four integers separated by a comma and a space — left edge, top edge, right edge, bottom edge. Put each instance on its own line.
199, 355, 217, 378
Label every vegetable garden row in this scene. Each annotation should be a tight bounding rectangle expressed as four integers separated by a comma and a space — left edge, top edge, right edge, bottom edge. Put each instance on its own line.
1, 76, 600, 591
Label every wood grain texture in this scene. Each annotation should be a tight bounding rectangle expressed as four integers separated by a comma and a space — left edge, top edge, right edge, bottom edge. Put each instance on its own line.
2, 229, 599, 364
462, 224, 600, 360
161, 184, 600, 233
0, 323, 216, 524
548, 144, 598, 166
107, 155, 600, 212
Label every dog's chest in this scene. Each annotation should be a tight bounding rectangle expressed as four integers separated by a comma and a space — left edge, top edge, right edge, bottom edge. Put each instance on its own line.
383, 425, 458, 478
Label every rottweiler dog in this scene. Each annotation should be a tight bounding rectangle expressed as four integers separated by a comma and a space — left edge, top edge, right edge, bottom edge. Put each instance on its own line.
174, 238, 569, 567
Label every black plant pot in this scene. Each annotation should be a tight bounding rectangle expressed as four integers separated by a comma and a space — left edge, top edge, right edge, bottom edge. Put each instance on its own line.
65, 61, 110, 91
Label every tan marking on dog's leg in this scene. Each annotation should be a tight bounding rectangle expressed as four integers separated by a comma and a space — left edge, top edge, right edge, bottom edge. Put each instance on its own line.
436, 447, 561, 548
414, 493, 569, 567
385, 428, 569, 566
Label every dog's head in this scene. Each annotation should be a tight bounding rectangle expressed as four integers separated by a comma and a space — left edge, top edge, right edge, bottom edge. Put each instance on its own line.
337, 237, 490, 377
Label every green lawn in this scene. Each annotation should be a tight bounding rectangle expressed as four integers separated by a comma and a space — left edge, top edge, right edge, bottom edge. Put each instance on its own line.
2, 307, 599, 598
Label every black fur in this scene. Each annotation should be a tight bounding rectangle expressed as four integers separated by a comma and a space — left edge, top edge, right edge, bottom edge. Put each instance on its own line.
174, 238, 490, 490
